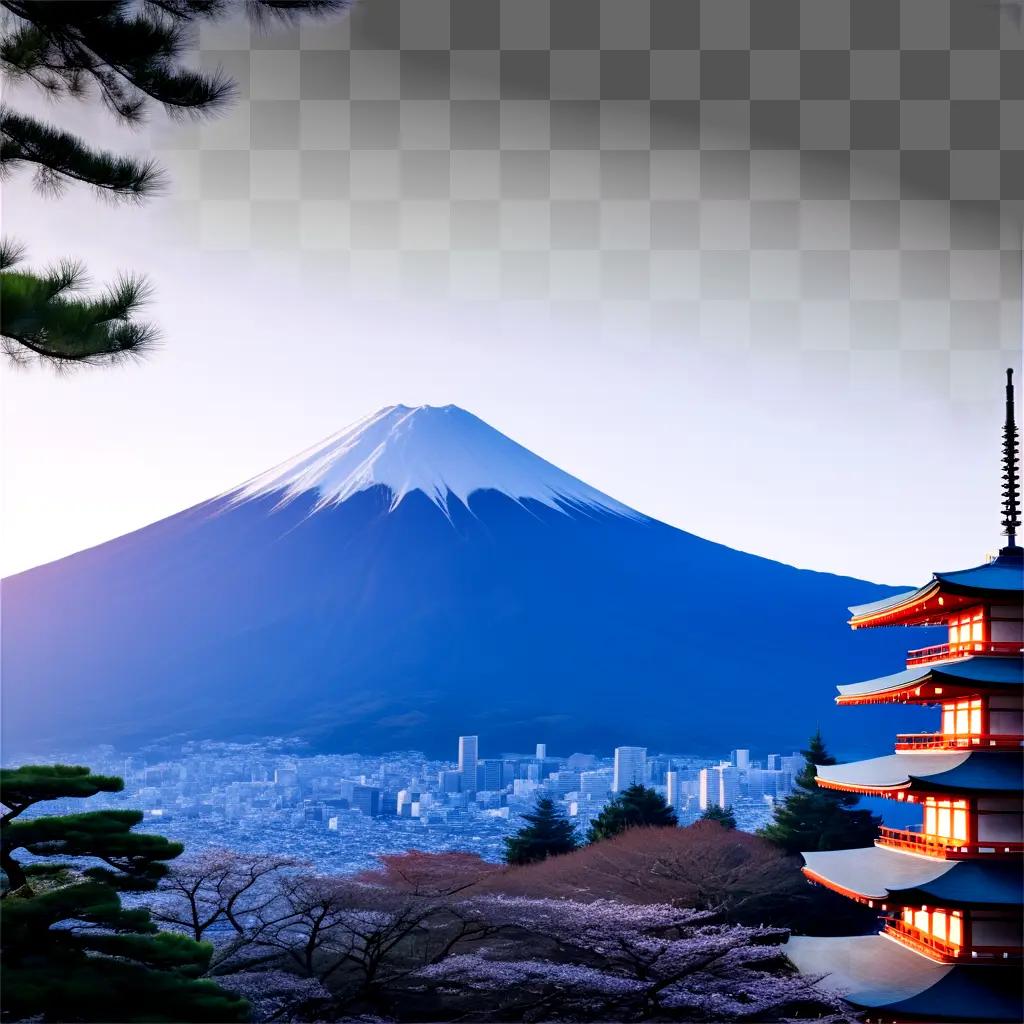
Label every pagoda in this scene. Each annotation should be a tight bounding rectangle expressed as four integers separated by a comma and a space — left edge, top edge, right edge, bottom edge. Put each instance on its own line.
787, 369, 1023, 1022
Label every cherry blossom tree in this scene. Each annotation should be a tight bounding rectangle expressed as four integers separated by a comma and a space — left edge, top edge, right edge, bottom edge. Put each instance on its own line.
261, 873, 494, 998
215, 971, 331, 1023
152, 848, 305, 970
152, 847, 856, 1022
414, 897, 854, 1022
472, 823, 872, 934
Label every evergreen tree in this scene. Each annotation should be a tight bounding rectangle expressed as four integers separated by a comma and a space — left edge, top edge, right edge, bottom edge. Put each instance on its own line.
699, 804, 737, 829
0, 0, 350, 365
587, 783, 678, 843
1, 239, 157, 365
1, 764, 249, 1022
504, 796, 579, 865
759, 730, 882, 855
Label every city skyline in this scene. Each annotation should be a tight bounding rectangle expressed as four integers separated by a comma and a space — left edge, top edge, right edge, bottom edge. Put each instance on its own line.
7, 724, 862, 876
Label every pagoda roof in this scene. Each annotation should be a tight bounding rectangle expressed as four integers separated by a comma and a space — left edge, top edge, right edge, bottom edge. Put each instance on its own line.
836, 656, 1023, 704
802, 845, 1022, 907
815, 751, 1021, 795
937, 556, 1024, 594
786, 934, 1022, 1020
848, 549, 1023, 629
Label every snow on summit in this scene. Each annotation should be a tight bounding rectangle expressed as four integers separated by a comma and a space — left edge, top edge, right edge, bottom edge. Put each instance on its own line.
229, 404, 643, 519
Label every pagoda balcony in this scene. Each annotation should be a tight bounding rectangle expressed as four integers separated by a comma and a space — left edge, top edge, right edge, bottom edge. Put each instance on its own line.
876, 826, 1024, 858
883, 920, 1022, 964
894, 732, 1024, 751
905, 640, 1022, 667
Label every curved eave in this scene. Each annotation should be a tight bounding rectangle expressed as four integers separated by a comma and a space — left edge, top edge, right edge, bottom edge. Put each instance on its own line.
787, 934, 1022, 1021
849, 553, 1023, 630
814, 752, 1022, 797
835, 657, 1024, 706
848, 581, 942, 629
802, 863, 887, 904
801, 847, 1022, 908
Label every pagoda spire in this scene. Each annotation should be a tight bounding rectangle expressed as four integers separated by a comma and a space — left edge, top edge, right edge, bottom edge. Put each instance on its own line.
1002, 367, 1021, 552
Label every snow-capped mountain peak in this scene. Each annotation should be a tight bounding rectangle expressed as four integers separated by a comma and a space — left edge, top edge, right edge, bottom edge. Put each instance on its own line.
228, 404, 643, 519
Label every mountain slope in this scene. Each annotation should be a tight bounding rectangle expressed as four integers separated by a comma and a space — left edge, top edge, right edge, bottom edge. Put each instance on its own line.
1, 406, 929, 757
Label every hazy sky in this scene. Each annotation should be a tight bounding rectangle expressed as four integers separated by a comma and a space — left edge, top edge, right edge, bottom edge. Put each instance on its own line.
3, 1, 1022, 586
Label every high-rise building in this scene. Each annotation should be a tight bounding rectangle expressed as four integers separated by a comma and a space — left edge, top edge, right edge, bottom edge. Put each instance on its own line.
478, 759, 505, 792
665, 770, 681, 809
350, 785, 381, 817
438, 769, 462, 794
579, 769, 612, 801
766, 753, 781, 771
698, 767, 712, 810
745, 768, 784, 800
612, 746, 646, 792
787, 370, 1023, 1023
396, 789, 419, 817
731, 748, 750, 770
648, 755, 672, 785
535, 743, 547, 760
458, 735, 479, 795
698, 764, 741, 810
546, 770, 581, 797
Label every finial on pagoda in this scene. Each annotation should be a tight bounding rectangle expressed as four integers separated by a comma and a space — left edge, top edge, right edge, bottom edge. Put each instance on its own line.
1001, 367, 1021, 554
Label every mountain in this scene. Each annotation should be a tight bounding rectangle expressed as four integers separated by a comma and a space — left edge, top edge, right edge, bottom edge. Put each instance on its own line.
1, 404, 930, 758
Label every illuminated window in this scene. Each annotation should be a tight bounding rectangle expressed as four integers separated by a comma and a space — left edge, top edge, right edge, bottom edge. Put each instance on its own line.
948, 609, 986, 652
923, 797, 970, 841
952, 803, 967, 841
942, 699, 983, 736
900, 908, 963, 949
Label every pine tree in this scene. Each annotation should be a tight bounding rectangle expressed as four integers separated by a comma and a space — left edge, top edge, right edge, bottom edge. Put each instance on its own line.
504, 796, 579, 865
0, 0, 350, 366
1, 764, 249, 1022
0, 239, 157, 365
699, 804, 738, 829
758, 730, 881, 855
587, 783, 678, 843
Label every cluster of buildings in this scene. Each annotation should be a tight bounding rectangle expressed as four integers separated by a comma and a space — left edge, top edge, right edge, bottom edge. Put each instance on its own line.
395, 738, 805, 833
25, 730, 808, 875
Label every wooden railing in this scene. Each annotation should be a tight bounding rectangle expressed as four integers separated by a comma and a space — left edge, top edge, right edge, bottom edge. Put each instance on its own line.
884, 920, 1022, 963
905, 640, 1023, 666
895, 732, 1024, 751
877, 827, 1024, 858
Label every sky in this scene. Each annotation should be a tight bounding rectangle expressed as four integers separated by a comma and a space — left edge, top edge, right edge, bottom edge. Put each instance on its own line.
2, 1, 1022, 586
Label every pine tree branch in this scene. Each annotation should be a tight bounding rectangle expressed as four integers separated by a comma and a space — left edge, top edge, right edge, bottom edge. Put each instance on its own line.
0, 20, 50, 76
1, 1, 235, 124
142, 0, 231, 19
1, 247, 160, 366
0, 2, 351, 125
0, 237, 27, 270
0, 108, 164, 199
244, 0, 352, 31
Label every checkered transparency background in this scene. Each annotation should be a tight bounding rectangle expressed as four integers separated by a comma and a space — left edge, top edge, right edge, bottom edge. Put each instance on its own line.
153, 0, 1023, 401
